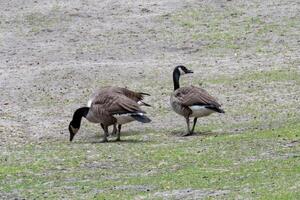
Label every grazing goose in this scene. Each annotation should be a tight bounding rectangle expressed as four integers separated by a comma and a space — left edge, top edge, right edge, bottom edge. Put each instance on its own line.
69, 92, 151, 142
87, 86, 151, 135
87, 86, 151, 108
170, 65, 225, 136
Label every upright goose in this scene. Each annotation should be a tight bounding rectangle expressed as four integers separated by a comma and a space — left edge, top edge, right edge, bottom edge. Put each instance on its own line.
170, 65, 225, 136
69, 91, 151, 142
88, 86, 151, 135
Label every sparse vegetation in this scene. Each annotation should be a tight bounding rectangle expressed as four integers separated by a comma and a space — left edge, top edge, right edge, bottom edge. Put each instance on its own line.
1, 123, 299, 199
1, 0, 299, 199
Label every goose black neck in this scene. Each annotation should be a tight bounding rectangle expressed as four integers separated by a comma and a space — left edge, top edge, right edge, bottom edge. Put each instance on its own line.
173, 68, 181, 91
71, 107, 89, 128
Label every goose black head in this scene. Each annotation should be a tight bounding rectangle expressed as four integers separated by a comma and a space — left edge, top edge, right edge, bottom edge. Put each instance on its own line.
175, 65, 194, 75
68, 107, 89, 142
69, 121, 79, 142
173, 65, 194, 91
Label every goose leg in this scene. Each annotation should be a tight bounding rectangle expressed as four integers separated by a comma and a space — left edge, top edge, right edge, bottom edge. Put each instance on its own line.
183, 117, 191, 136
111, 124, 117, 136
116, 125, 122, 141
100, 123, 105, 131
99, 123, 107, 138
191, 117, 198, 134
101, 125, 109, 143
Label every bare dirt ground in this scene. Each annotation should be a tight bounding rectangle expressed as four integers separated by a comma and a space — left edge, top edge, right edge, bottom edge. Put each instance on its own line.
0, 0, 299, 199
1, 0, 298, 144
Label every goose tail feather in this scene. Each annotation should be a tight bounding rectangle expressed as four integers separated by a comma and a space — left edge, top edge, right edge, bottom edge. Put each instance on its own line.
141, 101, 151, 107
139, 92, 150, 96
131, 114, 151, 123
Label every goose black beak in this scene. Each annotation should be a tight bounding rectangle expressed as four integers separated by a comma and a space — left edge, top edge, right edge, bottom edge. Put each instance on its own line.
186, 70, 193, 74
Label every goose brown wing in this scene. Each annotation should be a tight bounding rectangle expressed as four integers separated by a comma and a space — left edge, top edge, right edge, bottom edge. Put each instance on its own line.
109, 96, 145, 115
89, 87, 112, 102
93, 94, 144, 115
175, 86, 221, 108
116, 87, 145, 101
107, 87, 150, 102
92, 86, 149, 102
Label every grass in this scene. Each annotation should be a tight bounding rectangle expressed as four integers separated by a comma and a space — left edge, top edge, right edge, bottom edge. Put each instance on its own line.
1, 122, 299, 199
162, 3, 299, 56
205, 68, 300, 85
20, 4, 70, 34
1, 0, 299, 199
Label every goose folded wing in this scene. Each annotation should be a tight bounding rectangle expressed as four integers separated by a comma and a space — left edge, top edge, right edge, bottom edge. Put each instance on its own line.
104, 95, 145, 115
89, 87, 113, 101
116, 88, 140, 100
116, 87, 149, 101
177, 87, 221, 108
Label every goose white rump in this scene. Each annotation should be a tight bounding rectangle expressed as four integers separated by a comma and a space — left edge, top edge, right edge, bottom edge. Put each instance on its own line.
189, 105, 214, 117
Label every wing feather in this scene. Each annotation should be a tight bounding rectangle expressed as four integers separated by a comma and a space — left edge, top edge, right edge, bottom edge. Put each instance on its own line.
90, 86, 149, 102
175, 86, 221, 108
92, 93, 144, 115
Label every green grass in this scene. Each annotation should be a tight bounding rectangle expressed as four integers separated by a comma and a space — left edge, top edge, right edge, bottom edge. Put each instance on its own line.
1, 1, 299, 199
164, 4, 299, 55
206, 68, 300, 85
21, 4, 70, 34
1, 122, 299, 199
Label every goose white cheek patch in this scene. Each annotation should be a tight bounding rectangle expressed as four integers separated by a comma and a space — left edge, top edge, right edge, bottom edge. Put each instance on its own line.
179, 67, 185, 75
87, 99, 92, 107
70, 126, 79, 134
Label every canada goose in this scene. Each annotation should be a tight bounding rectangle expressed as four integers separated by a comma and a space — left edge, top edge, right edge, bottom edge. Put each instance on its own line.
69, 91, 151, 142
88, 86, 151, 135
87, 86, 151, 108
170, 65, 225, 136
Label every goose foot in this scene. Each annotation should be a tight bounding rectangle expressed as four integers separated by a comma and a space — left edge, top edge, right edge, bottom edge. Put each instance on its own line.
101, 125, 109, 142
182, 131, 193, 137
100, 138, 108, 143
